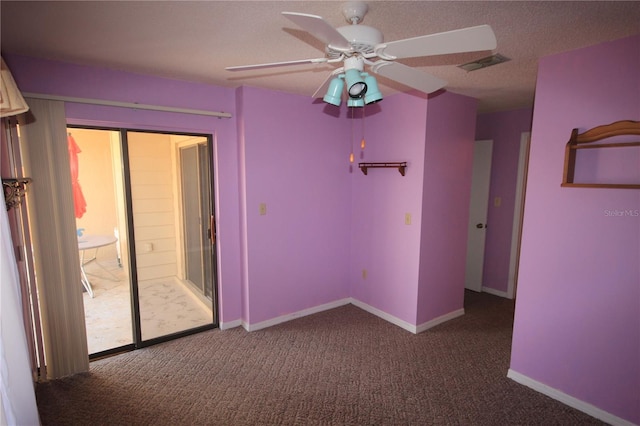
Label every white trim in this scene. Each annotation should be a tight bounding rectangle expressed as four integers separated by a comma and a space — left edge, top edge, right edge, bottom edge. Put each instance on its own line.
507, 132, 530, 299
481, 286, 509, 298
507, 369, 636, 426
23, 92, 232, 119
415, 309, 465, 334
237, 299, 465, 335
219, 319, 242, 330
351, 299, 417, 333
243, 298, 352, 332
351, 299, 464, 334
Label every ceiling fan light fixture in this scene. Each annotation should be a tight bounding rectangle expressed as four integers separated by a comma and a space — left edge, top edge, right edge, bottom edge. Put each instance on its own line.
363, 74, 383, 104
323, 76, 345, 106
230, 4, 500, 105
347, 98, 365, 108
345, 69, 367, 99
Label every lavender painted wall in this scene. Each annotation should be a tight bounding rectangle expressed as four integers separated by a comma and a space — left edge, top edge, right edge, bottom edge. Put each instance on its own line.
476, 108, 533, 294
350, 93, 428, 324
238, 87, 351, 325
511, 35, 640, 424
350, 91, 477, 326
417, 92, 477, 324
3, 54, 245, 324
6, 53, 480, 336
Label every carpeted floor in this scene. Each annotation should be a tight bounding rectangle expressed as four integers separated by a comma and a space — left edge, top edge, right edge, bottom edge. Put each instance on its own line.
35, 291, 605, 425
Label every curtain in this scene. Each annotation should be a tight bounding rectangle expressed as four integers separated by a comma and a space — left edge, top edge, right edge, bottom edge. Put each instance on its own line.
0, 60, 39, 424
18, 98, 89, 379
1, 131, 41, 426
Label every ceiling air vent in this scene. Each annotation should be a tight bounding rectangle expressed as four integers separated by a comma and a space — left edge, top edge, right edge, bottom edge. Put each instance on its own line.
458, 54, 510, 72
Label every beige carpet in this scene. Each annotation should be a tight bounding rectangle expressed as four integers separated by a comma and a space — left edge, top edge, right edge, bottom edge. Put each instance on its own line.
82, 259, 213, 354
37, 291, 606, 425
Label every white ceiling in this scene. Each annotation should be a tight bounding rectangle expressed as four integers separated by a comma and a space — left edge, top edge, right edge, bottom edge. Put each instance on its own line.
2, 1, 639, 113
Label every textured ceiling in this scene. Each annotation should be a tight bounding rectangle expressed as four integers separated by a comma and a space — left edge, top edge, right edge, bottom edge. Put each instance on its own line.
1, 1, 639, 113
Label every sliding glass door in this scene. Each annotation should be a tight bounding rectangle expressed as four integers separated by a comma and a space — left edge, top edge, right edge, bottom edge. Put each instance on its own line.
126, 131, 215, 342
179, 142, 215, 301
70, 127, 217, 357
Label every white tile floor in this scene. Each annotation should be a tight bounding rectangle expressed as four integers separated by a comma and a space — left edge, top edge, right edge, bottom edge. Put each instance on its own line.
82, 260, 213, 354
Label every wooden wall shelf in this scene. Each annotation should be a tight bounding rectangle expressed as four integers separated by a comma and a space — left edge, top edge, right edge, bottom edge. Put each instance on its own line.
359, 162, 407, 176
562, 120, 640, 189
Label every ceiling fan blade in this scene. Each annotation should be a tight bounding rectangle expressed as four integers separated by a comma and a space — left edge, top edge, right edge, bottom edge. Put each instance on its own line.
226, 58, 328, 71
312, 73, 334, 98
312, 66, 346, 98
282, 12, 351, 50
370, 61, 447, 94
376, 25, 497, 60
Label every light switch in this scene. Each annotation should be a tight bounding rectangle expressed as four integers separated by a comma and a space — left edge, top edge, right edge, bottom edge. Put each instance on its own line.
405, 213, 411, 225
259, 203, 267, 215
494, 197, 502, 207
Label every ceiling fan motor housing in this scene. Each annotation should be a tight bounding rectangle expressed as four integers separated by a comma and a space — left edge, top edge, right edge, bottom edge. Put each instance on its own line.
327, 25, 384, 58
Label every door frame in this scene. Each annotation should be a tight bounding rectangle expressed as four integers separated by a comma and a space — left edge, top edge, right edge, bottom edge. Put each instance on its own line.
507, 132, 531, 299
68, 125, 219, 359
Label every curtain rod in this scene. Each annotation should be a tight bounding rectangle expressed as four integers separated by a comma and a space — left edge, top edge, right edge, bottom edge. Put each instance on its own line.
23, 92, 232, 119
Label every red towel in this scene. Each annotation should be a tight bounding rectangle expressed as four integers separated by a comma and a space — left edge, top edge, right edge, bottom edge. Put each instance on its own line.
67, 134, 87, 219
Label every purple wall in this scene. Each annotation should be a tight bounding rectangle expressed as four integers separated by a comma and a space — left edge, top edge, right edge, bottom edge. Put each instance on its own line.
238, 87, 351, 324
417, 92, 477, 323
6, 54, 478, 334
511, 35, 640, 424
3, 54, 245, 324
349, 93, 428, 324
350, 91, 477, 325
476, 108, 533, 294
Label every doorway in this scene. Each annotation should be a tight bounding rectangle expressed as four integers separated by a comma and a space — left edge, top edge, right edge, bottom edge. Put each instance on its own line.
70, 127, 217, 357
464, 139, 493, 292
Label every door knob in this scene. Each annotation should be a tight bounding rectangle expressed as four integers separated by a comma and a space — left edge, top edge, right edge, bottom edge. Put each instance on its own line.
476, 223, 485, 229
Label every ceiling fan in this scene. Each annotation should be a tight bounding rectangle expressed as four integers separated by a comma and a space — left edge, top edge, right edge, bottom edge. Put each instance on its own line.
226, 1, 497, 107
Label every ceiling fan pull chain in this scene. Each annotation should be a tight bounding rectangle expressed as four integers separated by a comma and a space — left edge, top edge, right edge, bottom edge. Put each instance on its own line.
360, 106, 366, 156
350, 106, 355, 164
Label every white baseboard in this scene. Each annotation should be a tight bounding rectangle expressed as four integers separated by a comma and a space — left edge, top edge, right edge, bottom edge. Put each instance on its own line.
219, 319, 242, 330
243, 298, 352, 332
235, 298, 464, 335
507, 369, 636, 426
350, 299, 417, 333
415, 308, 465, 334
481, 286, 510, 299
351, 299, 464, 335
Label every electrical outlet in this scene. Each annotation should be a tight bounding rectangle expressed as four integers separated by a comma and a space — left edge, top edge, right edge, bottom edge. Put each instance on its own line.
405, 213, 411, 225
259, 203, 267, 215
362, 269, 367, 279
494, 197, 502, 207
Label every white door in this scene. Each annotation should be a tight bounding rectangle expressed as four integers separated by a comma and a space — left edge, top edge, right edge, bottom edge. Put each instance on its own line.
464, 140, 493, 292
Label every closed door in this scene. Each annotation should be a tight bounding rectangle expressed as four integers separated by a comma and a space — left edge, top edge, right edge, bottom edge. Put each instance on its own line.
464, 140, 493, 292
